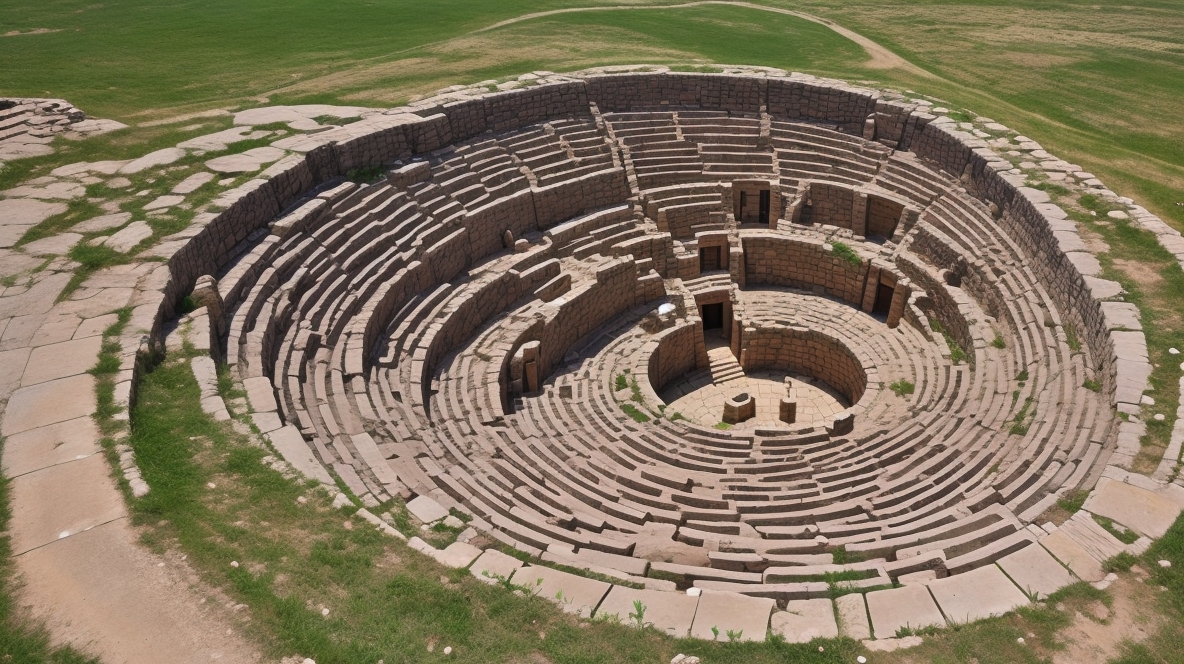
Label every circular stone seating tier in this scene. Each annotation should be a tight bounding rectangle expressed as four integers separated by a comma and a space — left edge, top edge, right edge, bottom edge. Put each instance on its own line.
147, 70, 1150, 636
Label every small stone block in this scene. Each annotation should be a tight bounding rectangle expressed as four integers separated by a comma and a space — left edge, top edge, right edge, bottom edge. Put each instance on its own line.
835, 593, 871, 640
406, 495, 449, 524
470, 549, 524, 584
596, 586, 699, 637
509, 565, 611, 618
689, 589, 774, 642
997, 543, 1076, 599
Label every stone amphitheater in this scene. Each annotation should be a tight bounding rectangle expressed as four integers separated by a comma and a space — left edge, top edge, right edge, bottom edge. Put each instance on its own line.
6, 67, 1184, 654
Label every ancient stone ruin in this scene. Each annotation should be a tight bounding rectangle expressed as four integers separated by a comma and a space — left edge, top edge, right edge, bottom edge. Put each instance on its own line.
149, 70, 1177, 642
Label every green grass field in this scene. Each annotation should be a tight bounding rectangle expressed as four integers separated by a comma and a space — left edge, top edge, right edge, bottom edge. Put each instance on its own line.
4, 0, 1184, 662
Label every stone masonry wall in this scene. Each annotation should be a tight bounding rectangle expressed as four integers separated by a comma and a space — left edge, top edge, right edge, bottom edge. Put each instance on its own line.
741, 232, 867, 305
739, 325, 868, 403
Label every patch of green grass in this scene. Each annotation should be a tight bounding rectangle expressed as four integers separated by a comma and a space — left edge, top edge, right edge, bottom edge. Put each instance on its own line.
1009, 396, 1035, 436
991, 333, 1006, 349
60, 241, 134, 301
1094, 515, 1141, 545
930, 318, 967, 364
620, 403, 650, 423
828, 240, 862, 268
1057, 490, 1090, 514
667, 411, 687, 422
1030, 180, 1072, 197
714, 421, 732, 430
346, 165, 386, 184
615, 373, 628, 391
889, 379, 915, 397
1104, 551, 1139, 573
1083, 378, 1101, 392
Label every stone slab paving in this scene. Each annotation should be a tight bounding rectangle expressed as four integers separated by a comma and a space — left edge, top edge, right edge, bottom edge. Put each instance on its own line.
20, 335, 102, 386
470, 548, 524, 584
9, 452, 126, 555
407, 494, 450, 523
770, 598, 839, 643
2, 373, 96, 436
72, 211, 131, 233
866, 584, 946, 638
119, 147, 186, 174
265, 425, 334, 485
595, 586, 699, 636
0, 347, 30, 401
1085, 476, 1184, 539
1040, 531, 1105, 582
205, 146, 286, 174
171, 171, 215, 194
997, 542, 1077, 599
0, 199, 67, 248
98, 220, 153, 252
434, 541, 483, 569
926, 564, 1030, 624
21, 232, 81, 257
689, 589, 774, 642
17, 519, 258, 663
1, 416, 101, 478
835, 593, 871, 640
510, 564, 611, 618
243, 375, 278, 412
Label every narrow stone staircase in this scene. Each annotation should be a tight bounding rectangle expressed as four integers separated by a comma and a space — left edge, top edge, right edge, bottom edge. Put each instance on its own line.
707, 345, 745, 384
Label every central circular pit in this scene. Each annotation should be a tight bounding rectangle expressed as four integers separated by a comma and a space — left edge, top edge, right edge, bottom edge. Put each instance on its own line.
188, 69, 1121, 629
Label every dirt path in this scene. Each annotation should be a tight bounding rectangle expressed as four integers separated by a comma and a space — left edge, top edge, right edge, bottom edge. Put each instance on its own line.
467, 1, 930, 75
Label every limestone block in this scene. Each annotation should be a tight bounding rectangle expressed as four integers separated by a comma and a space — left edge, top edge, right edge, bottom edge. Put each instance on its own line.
770, 598, 838, 643
689, 589, 773, 642
509, 565, 611, 618
927, 565, 1029, 624
865, 584, 945, 638
470, 549, 524, 584
595, 586, 699, 637
997, 543, 1076, 599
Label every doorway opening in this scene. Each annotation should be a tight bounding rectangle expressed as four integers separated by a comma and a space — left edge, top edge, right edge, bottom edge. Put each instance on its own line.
702, 302, 724, 330
872, 282, 895, 316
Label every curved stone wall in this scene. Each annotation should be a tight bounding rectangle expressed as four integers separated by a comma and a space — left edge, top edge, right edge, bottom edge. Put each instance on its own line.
119, 67, 1168, 642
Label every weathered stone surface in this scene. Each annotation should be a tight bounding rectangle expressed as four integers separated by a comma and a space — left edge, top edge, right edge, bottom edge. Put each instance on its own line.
265, 425, 333, 485
119, 147, 186, 174
595, 586, 699, 636
171, 171, 215, 194
835, 592, 871, 640
1, 416, 100, 478
866, 584, 945, 638
0, 199, 67, 248
927, 565, 1029, 624
770, 598, 838, 643
2, 374, 96, 437
9, 453, 126, 554
21, 335, 102, 386
406, 494, 449, 524
1040, 531, 1104, 582
205, 147, 286, 174
433, 541, 483, 569
997, 543, 1076, 599
99, 220, 153, 252
470, 549, 524, 584
509, 564, 610, 618
73, 212, 132, 233
1084, 477, 1184, 539
21, 232, 81, 256
689, 590, 774, 642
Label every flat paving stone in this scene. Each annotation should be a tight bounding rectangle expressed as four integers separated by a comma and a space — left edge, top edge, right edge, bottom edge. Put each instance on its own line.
770, 598, 838, 643
72, 212, 132, 233
595, 586, 699, 636
205, 147, 286, 174
171, 171, 215, 194
2, 374, 96, 437
144, 194, 184, 211
2, 416, 100, 478
407, 494, 450, 523
433, 541, 482, 569
998, 543, 1076, 599
0, 346, 31, 401
689, 589, 774, 642
21, 335, 102, 387
21, 232, 81, 256
265, 425, 333, 485
470, 549, 524, 584
119, 147, 186, 174
9, 453, 126, 555
927, 565, 1030, 625
510, 564, 610, 618
1041, 530, 1105, 582
0, 199, 67, 248
251, 411, 283, 433
866, 584, 945, 638
1085, 477, 1184, 539
177, 127, 271, 151
835, 593, 871, 640
100, 220, 152, 252
1, 181, 86, 200
16, 520, 260, 664
73, 313, 119, 339
243, 375, 277, 412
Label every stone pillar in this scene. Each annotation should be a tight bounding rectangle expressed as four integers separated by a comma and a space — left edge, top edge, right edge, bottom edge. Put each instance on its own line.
887, 282, 909, 329
851, 192, 869, 237
522, 340, 541, 393
779, 397, 797, 424
861, 266, 881, 313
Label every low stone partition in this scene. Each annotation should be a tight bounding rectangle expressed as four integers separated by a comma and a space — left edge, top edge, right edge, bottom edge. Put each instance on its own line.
738, 324, 870, 406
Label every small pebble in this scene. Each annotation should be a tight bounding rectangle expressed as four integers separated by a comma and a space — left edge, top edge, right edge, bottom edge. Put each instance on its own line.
1017, 637, 1026, 645
302, 659, 315, 664
297, 496, 308, 505
230, 561, 239, 568
1160, 559, 1172, 568
1155, 414, 1166, 421
817, 646, 824, 652
1170, 348, 1180, 355
321, 608, 330, 616
858, 658, 868, 664
207, 482, 217, 489
443, 647, 452, 655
